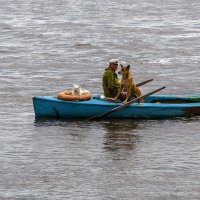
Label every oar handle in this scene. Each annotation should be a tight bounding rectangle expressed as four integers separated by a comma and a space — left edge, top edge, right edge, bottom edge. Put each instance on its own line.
121, 86, 166, 108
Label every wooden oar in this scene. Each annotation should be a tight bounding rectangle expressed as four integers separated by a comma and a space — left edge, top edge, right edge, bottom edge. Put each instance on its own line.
88, 86, 166, 120
135, 78, 153, 87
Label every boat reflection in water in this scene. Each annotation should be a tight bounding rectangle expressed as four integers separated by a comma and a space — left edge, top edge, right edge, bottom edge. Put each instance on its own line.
102, 120, 141, 154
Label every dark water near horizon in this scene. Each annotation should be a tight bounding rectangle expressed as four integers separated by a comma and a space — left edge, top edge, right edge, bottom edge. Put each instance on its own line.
0, 0, 200, 199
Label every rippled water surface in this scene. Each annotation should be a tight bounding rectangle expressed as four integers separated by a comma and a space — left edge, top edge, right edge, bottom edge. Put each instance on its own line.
0, 0, 200, 199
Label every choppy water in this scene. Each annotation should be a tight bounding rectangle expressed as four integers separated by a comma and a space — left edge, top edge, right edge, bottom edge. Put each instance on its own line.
0, 0, 200, 199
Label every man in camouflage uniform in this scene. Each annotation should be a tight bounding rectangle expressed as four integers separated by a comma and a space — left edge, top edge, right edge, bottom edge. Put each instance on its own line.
102, 59, 120, 98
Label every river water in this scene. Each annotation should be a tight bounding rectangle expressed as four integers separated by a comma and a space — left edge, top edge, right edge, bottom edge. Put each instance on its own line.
0, 0, 200, 199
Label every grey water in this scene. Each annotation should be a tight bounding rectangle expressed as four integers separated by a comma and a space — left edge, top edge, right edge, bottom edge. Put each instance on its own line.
0, 0, 200, 199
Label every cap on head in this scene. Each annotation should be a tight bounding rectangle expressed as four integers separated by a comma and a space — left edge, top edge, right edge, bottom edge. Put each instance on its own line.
109, 59, 119, 65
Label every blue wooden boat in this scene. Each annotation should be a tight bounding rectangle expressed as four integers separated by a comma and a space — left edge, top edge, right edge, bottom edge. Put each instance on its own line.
32, 94, 200, 119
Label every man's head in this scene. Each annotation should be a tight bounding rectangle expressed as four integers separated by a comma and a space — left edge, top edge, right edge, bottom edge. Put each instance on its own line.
109, 59, 119, 72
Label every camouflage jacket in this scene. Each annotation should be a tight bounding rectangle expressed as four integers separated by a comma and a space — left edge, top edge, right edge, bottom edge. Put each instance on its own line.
102, 67, 120, 98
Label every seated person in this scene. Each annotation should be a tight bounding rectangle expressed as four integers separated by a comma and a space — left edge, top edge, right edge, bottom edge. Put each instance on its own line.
102, 59, 120, 98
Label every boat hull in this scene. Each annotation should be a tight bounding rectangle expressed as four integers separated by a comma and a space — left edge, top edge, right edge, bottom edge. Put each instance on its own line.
32, 95, 200, 119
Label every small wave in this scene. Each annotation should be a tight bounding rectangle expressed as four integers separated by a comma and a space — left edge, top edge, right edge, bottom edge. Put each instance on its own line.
146, 56, 200, 65
164, 32, 200, 39
74, 43, 93, 48
148, 58, 172, 64
0, 50, 12, 54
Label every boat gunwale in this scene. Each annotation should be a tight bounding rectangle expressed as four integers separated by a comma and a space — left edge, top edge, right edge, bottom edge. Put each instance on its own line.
32, 96, 200, 109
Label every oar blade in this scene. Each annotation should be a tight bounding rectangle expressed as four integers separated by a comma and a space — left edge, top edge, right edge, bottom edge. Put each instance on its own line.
136, 79, 153, 87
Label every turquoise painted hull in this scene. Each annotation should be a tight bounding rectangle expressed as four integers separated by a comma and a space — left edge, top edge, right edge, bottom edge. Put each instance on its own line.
32, 95, 200, 119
